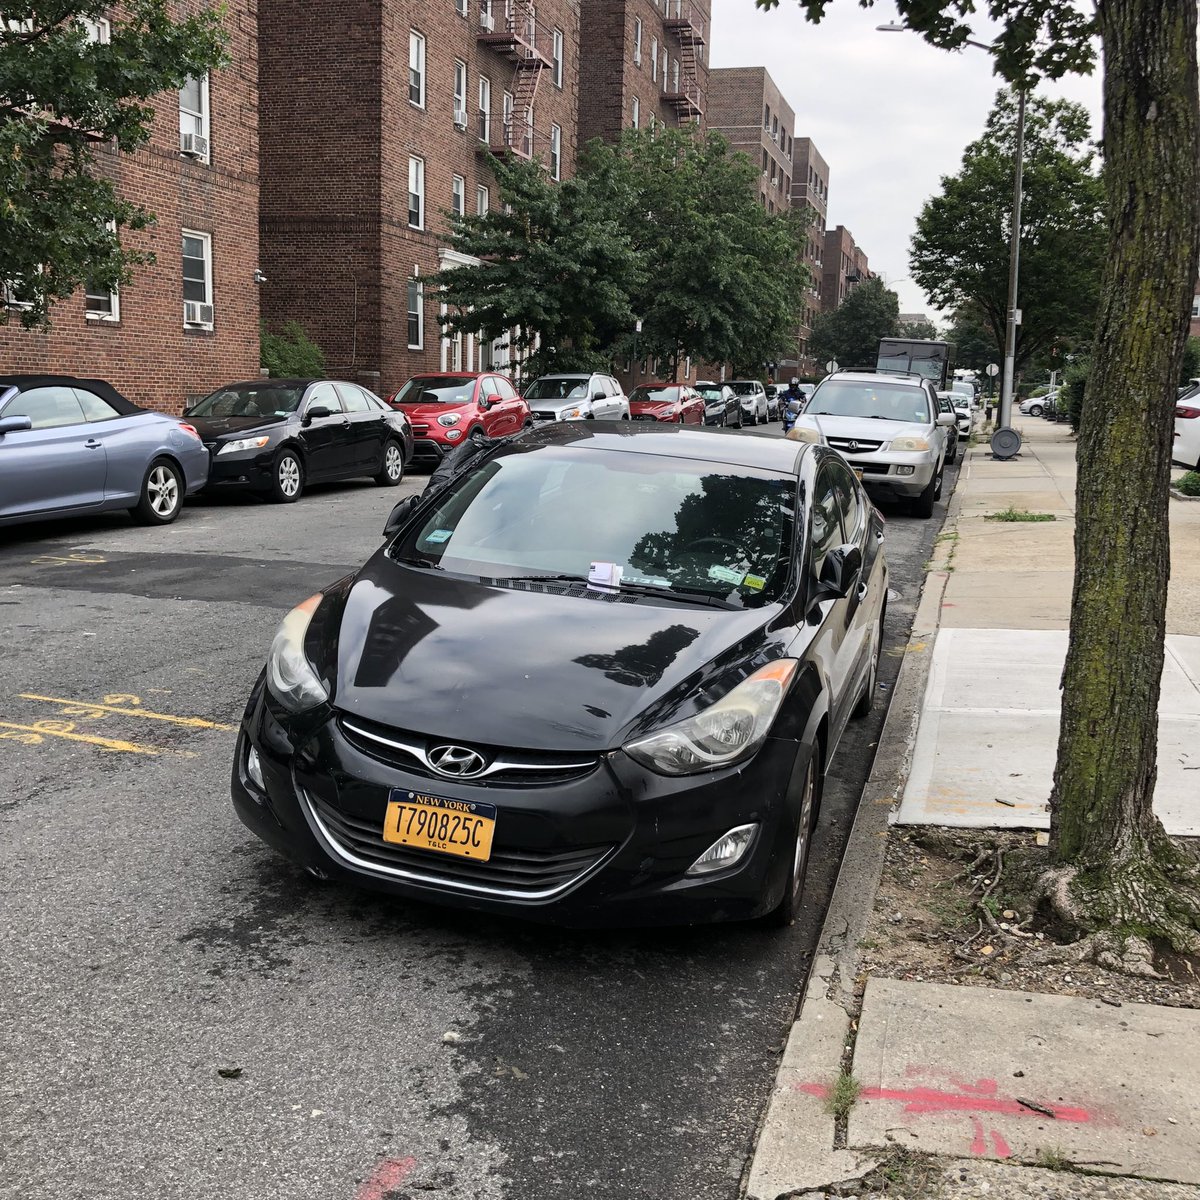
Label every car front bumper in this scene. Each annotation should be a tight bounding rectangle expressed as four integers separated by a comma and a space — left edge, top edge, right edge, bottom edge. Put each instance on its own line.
231, 677, 806, 927
203, 451, 276, 491
837, 452, 937, 500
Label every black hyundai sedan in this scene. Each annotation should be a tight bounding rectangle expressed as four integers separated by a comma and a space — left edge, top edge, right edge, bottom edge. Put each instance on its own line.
187, 379, 413, 502
231, 423, 887, 926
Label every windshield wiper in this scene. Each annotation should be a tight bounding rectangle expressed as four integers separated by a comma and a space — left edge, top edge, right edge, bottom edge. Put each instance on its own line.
395, 554, 444, 569
495, 574, 737, 608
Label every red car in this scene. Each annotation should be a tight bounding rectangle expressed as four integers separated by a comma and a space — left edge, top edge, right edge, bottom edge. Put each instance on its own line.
389, 372, 530, 467
628, 383, 706, 424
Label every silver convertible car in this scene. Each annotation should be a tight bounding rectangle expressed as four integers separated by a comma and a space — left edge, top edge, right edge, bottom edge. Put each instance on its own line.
0, 375, 209, 528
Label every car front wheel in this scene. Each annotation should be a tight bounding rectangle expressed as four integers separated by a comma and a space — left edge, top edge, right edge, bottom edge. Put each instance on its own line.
766, 753, 818, 927
1029, 404, 1043, 417
270, 449, 304, 503
375, 439, 405, 486
133, 458, 184, 525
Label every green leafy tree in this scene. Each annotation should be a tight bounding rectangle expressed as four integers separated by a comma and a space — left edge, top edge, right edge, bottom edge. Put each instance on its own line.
586, 128, 807, 379
910, 93, 1105, 374
944, 305, 999, 373
898, 318, 940, 341
1179, 337, 1200, 387
758, 0, 1200, 969
0, 1, 229, 326
432, 152, 642, 378
808, 276, 899, 370
261, 321, 326, 378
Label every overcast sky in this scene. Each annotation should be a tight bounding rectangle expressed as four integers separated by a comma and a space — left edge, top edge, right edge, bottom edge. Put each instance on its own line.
707, 0, 1104, 320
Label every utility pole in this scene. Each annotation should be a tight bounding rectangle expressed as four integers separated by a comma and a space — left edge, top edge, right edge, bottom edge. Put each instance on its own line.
998, 88, 1026, 433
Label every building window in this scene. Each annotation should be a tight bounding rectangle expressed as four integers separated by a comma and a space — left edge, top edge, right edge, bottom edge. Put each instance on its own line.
552, 27, 563, 87
763, 104, 770, 130
1193, 294, 1200, 319
453, 59, 468, 127
81, 15, 110, 42
451, 173, 465, 216
409, 30, 425, 107
660, 46, 667, 85
477, 184, 489, 215
672, 59, 679, 91
85, 220, 119, 322
455, 0, 467, 14
502, 90, 513, 145
178, 75, 209, 160
408, 156, 424, 228
650, 37, 658, 82
478, 75, 491, 142
633, 18, 642, 64
407, 279, 423, 348
771, 115, 779, 141
549, 123, 561, 180
762, 148, 768, 173
181, 231, 213, 328
631, 96, 639, 129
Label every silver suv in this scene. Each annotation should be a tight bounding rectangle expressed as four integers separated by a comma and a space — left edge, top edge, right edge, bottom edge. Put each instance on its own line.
523, 373, 631, 422
789, 371, 954, 517
729, 380, 770, 424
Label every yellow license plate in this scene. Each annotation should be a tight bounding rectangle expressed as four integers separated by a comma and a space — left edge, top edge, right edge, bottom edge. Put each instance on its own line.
382, 791, 497, 861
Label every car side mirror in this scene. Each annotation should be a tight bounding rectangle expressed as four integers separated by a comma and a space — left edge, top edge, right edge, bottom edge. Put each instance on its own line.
811, 543, 863, 606
382, 494, 420, 538
304, 405, 333, 425
0, 415, 34, 436
936, 412, 956, 427
591, 390, 604, 401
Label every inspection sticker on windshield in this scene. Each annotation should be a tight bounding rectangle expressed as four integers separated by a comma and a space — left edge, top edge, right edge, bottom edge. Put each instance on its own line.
425, 529, 453, 543
708, 564, 746, 587
743, 574, 766, 591
383, 791, 497, 861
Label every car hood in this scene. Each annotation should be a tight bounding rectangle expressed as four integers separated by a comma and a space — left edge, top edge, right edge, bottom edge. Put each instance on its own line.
525, 396, 591, 415
395, 401, 473, 420
187, 414, 290, 440
630, 400, 676, 413
796, 414, 931, 444
325, 553, 782, 753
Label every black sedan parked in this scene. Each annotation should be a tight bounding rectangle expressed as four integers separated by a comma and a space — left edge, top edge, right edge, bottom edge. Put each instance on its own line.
187, 379, 413, 502
695, 381, 743, 428
231, 424, 887, 926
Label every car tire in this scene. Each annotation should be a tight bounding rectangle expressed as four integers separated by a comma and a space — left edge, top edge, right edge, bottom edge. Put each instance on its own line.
374, 439, 405, 487
766, 752, 819, 927
852, 608, 885, 719
946, 435, 958, 465
468, 426, 486, 448
912, 467, 939, 518
1029, 404, 1043, 417
270, 448, 304, 503
132, 457, 184, 525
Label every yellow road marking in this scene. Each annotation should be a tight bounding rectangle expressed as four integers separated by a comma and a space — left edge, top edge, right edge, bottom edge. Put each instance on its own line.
18, 693, 234, 731
29, 552, 107, 566
885, 640, 928, 657
0, 720, 193, 757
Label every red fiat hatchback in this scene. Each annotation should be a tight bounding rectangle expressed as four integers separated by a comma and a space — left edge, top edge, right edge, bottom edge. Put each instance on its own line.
390, 373, 531, 467
629, 383, 706, 424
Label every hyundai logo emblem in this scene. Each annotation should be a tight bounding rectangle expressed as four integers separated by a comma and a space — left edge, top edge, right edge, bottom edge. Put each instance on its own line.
847, 440, 860, 453
427, 744, 488, 778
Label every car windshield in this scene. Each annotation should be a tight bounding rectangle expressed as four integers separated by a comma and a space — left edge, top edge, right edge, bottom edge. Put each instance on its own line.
730, 382, 757, 395
698, 388, 725, 401
630, 386, 680, 403
394, 376, 477, 405
524, 377, 589, 400
808, 380, 931, 424
393, 448, 795, 607
188, 383, 305, 418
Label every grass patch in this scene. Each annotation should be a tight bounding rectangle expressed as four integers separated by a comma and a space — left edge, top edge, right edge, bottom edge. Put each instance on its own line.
985, 506, 1057, 523
824, 1070, 863, 1119
1035, 1146, 1076, 1172
1175, 471, 1200, 497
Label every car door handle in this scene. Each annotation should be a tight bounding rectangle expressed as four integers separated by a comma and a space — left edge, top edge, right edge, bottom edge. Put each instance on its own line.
84, 439, 102, 449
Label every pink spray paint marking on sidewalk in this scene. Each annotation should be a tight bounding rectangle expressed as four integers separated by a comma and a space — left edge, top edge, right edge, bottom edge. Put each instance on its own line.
355, 1155, 417, 1200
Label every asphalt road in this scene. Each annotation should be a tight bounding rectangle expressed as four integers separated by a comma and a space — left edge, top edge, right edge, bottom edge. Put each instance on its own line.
0, 433, 957, 1200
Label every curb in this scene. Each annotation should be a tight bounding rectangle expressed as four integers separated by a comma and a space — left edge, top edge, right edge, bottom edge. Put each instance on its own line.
744, 454, 969, 1200
1170, 487, 1200, 502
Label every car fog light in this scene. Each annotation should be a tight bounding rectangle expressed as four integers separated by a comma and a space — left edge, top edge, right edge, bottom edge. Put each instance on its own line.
686, 823, 759, 877
246, 744, 265, 790
895, 465, 916, 476
446, 429, 464, 441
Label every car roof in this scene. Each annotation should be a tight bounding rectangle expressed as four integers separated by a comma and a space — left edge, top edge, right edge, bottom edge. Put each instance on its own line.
824, 370, 927, 388
631, 381, 682, 389
533, 372, 593, 380
508, 421, 806, 473
0, 373, 142, 414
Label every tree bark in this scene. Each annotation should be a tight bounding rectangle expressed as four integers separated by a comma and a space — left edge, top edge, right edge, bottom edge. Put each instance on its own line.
1050, 0, 1200, 886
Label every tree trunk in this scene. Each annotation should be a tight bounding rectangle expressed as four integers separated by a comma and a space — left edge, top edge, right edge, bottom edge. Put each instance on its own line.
1049, 0, 1200, 882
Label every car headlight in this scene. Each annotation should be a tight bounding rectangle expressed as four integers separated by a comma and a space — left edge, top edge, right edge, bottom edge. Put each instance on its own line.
623, 660, 798, 776
265, 594, 329, 712
437, 413, 461, 427
218, 435, 270, 454
890, 436, 931, 452
561, 405, 586, 419
786, 426, 822, 444
445, 428, 463, 440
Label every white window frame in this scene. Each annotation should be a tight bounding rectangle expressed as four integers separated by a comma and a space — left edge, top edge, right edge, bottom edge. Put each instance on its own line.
455, 0, 467, 15
1193, 295, 1200, 319
453, 59, 468, 127
671, 58, 679, 91
409, 30, 426, 108
633, 17, 642, 65
502, 90, 514, 145
81, 15, 110, 43
650, 37, 658, 82
631, 96, 639, 129
549, 123, 561, 180
478, 75, 491, 142
451, 173, 465, 216
660, 47, 667, 87
552, 27, 563, 87
408, 156, 425, 229
85, 220, 120, 322
476, 183, 489, 215
179, 74, 210, 162
407, 279, 423, 349
181, 230, 213, 329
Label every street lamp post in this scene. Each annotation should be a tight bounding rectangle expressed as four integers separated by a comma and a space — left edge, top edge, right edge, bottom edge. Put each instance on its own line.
877, 22, 1025, 446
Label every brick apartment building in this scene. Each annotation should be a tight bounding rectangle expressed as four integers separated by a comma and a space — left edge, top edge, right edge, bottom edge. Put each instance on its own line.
577, 0, 710, 145
0, 2, 261, 414
706, 66, 793, 215
786, 137, 829, 376
821, 224, 869, 314
258, 0, 581, 396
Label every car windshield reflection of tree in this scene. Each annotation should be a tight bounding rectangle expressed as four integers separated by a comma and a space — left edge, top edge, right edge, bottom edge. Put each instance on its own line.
393, 450, 795, 607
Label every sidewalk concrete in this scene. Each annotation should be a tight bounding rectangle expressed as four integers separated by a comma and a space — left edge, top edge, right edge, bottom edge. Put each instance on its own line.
746, 421, 1200, 1200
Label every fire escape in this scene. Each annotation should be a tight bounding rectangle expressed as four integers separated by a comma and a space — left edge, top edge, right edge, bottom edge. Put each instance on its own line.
476, 0, 550, 160
662, 0, 705, 121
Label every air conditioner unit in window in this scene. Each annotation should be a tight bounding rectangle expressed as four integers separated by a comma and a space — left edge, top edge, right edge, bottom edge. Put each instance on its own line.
180, 132, 209, 160
480, 10, 495, 30
184, 301, 214, 326
454, 107, 468, 129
